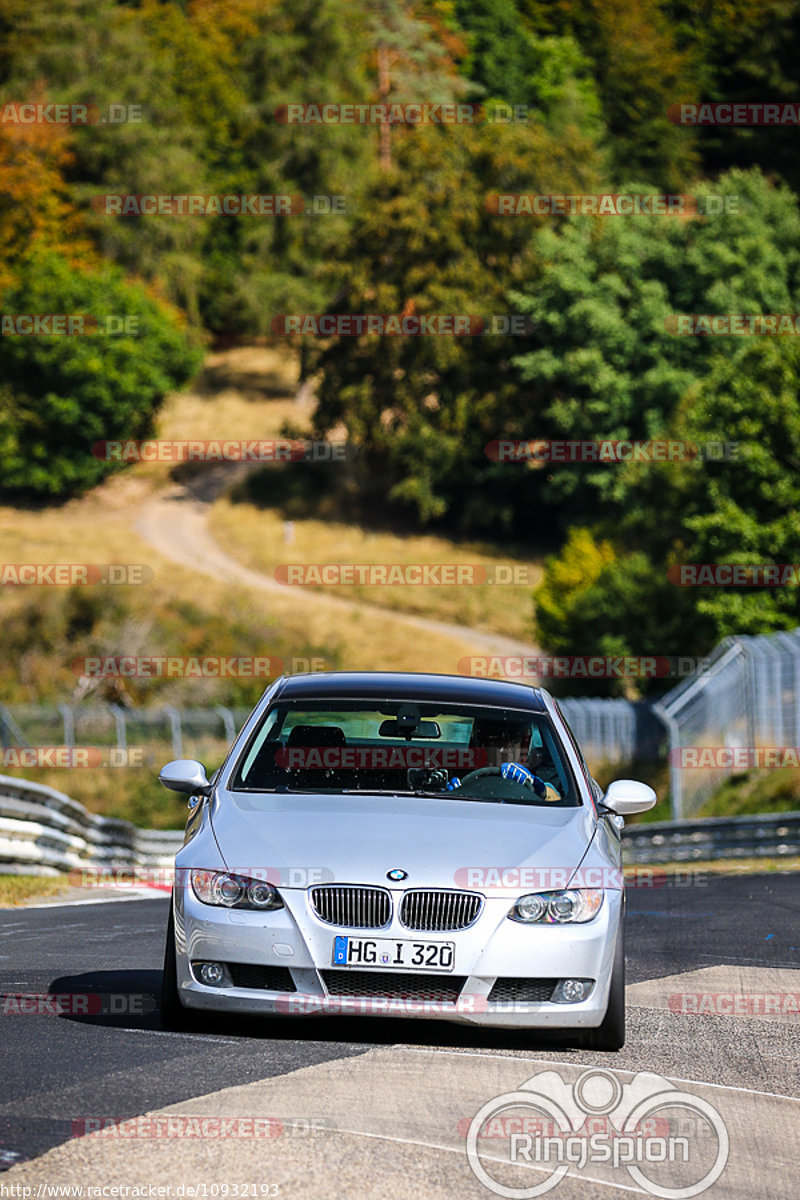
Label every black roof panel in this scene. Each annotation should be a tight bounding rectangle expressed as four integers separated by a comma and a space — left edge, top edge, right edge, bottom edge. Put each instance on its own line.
274, 671, 548, 712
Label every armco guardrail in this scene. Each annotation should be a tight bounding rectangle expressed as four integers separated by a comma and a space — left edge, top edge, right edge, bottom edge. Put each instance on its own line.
622, 811, 800, 863
1, 775, 798, 877
0, 774, 184, 876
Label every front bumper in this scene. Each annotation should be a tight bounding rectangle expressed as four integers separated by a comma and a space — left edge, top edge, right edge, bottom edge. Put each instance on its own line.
173, 882, 623, 1029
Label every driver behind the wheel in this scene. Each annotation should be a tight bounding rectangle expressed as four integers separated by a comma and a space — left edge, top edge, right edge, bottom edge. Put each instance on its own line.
446, 722, 549, 797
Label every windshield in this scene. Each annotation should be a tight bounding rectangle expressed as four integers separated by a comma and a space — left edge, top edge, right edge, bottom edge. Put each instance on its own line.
230, 699, 580, 806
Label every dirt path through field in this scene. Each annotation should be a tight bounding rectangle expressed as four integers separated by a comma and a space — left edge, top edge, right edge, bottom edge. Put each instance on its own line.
134, 464, 542, 660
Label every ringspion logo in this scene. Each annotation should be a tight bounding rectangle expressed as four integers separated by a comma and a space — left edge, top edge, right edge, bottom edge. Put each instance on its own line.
466, 1067, 729, 1197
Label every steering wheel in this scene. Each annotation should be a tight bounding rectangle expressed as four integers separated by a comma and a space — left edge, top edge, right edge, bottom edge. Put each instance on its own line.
459, 765, 545, 793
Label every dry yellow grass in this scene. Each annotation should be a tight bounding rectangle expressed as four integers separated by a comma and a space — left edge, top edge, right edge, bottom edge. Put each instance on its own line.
121, 345, 304, 486
0, 348, 509, 701
0, 494, 486, 685
0, 875, 71, 906
209, 500, 541, 641
0, 346, 544, 815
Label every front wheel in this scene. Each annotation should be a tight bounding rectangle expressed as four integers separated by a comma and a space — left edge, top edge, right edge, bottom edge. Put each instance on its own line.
160, 899, 195, 1031
581, 922, 625, 1051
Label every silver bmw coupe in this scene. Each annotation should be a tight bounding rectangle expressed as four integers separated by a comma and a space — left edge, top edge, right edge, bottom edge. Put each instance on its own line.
159, 671, 655, 1049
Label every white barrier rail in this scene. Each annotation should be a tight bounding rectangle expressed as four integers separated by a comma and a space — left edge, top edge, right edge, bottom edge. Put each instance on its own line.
1, 775, 798, 879
0, 774, 183, 877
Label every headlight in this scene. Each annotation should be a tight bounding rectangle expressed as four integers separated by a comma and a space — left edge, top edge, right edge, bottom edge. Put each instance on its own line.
190, 869, 283, 911
509, 889, 603, 924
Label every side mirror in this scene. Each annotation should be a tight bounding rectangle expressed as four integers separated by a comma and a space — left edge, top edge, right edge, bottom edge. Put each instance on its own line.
159, 759, 212, 796
601, 778, 657, 816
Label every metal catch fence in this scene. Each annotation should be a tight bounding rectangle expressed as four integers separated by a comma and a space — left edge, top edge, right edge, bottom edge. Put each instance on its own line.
4, 627, 800, 820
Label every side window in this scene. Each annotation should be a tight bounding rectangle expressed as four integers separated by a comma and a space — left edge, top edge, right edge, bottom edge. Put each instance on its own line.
553, 703, 596, 806
238, 708, 282, 783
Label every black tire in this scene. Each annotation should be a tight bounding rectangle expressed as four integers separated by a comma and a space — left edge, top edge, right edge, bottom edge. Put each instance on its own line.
160, 899, 195, 1031
582, 920, 625, 1051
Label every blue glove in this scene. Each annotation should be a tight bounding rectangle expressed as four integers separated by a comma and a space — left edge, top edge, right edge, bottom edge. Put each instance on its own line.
501, 762, 546, 796
446, 776, 462, 791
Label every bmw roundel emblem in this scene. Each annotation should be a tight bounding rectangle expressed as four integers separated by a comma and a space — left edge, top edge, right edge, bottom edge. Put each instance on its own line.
387, 868, 408, 881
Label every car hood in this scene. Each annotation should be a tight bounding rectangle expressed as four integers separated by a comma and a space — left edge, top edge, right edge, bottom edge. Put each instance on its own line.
209, 790, 598, 893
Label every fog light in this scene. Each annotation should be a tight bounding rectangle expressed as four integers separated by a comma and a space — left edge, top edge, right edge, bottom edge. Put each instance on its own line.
197, 962, 227, 987
552, 978, 593, 1003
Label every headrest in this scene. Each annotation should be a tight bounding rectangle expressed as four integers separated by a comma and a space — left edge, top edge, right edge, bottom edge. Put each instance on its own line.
285, 724, 347, 748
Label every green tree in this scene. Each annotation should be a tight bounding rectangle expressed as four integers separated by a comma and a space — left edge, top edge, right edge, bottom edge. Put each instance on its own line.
0, 251, 201, 499
509, 169, 800, 530
535, 336, 800, 677
519, 0, 699, 187
312, 104, 604, 531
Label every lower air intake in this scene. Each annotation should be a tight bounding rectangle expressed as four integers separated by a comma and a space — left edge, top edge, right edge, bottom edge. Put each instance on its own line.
321, 970, 466, 1004
226, 963, 296, 991
487, 978, 558, 1004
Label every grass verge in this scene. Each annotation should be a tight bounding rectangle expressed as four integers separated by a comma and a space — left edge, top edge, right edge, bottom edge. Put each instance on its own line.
623, 856, 800, 875
209, 495, 540, 643
0, 875, 72, 907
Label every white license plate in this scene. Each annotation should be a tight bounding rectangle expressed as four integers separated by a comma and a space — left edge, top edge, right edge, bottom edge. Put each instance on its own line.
332, 935, 455, 972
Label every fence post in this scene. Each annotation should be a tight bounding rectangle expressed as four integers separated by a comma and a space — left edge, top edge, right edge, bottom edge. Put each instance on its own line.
58, 703, 75, 749
0, 704, 27, 749
162, 706, 183, 758
214, 706, 236, 744
653, 701, 682, 820
108, 704, 128, 750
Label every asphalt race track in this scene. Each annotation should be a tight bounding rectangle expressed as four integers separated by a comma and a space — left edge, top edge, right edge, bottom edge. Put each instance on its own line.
1, 874, 798, 1199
